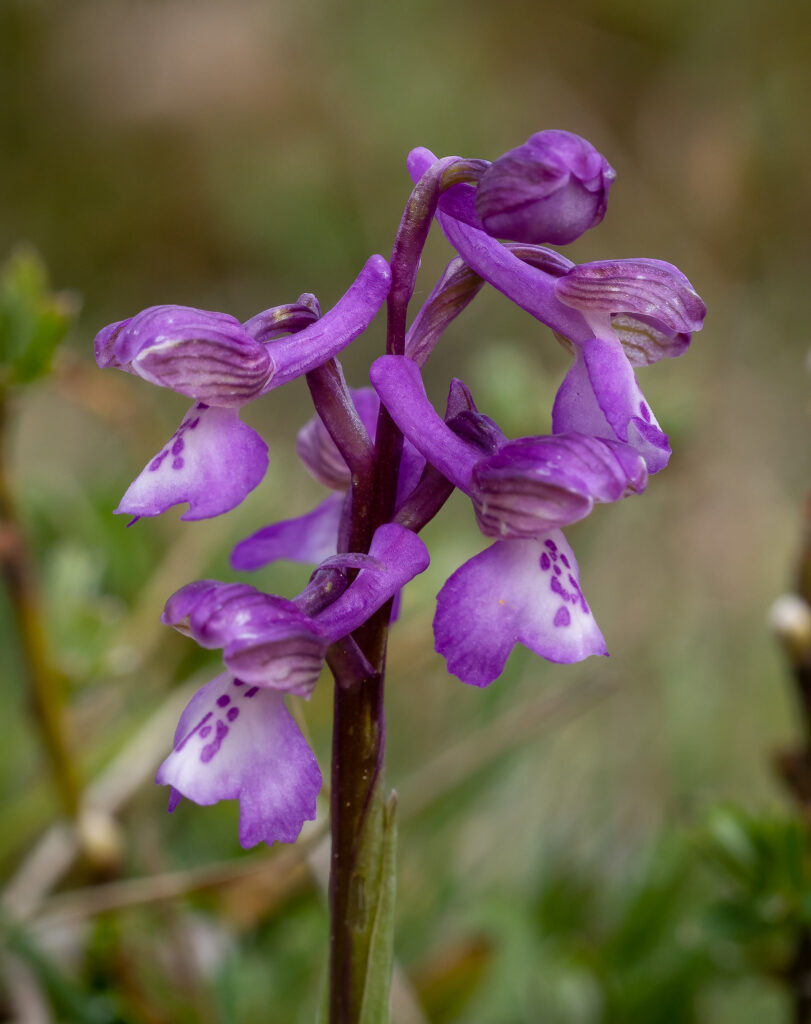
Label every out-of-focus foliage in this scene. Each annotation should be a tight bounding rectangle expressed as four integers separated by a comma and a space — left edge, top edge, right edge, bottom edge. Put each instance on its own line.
0, 247, 78, 389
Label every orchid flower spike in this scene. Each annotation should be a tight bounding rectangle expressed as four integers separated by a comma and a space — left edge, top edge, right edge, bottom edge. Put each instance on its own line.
407, 146, 705, 473
94, 255, 391, 521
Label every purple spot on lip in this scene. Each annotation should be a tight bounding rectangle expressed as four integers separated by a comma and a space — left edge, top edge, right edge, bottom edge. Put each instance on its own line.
227, 707, 239, 722
199, 725, 212, 738
171, 437, 185, 455
551, 576, 570, 602
540, 553, 551, 571
244, 686, 259, 698
232, 680, 245, 687
544, 539, 558, 553
560, 554, 570, 568
200, 719, 229, 763
554, 565, 561, 576
175, 711, 212, 753
188, 418, 200, 430
553, 606, 571, 627
197, 402, 209, 410
216, 695, 231, 708
149, 449, 169, 472
172, 457, 185, 470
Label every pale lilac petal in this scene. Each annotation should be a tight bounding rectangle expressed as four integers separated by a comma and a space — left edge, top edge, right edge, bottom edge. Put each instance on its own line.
116, 403, 269, 521
314, 523, 429, 642
264, 255, 391, 389
369, 355, 479, 492
555, 258, 706, 337
156, 673, 321, 848
434, 534, 606, 686
230, 493, 344, 571
552, 340, 670, 474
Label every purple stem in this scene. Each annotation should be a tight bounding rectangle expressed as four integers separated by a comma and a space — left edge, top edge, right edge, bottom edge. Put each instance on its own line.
328, 157, 485, 1023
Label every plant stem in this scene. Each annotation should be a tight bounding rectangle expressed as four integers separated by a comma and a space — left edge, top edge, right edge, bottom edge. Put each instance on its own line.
0, 390, 80, 817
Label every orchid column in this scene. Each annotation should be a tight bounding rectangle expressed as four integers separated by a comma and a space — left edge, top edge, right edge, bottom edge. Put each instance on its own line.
94, 129, 705, 1024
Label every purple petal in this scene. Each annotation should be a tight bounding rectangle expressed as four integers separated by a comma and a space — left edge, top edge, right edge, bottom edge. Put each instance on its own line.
297, 389, 380, 490
96, 305, 273, 407
242, 293, 321, 344
555, 258, 706, 337
404, 257, 485, 368
314, 523, 429, 642
470, 433, 647, 539
475, 131, 615, 245
608, 313, 690, 367
264, 255, 391, 389
156, 673, 321, 848
115, 403, 269, 521
552, 338, 670, 474
163, 581, 329, 697
434, 534, 607, 686
369, 355, 479, 492
230, 493, 344, 571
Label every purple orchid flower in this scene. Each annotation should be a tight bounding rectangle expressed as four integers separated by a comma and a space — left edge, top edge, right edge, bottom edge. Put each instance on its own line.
94, 255, 391, 521
230, 386, 425, 572
156, 522, 429, 847
370, 355, 647, 686
475, 130, 616, 245
407, 147, 705, 473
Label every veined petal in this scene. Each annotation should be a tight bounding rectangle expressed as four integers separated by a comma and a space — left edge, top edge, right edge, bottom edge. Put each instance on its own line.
552, 339, 671, 474
555, 258, 706, 337
156, 673, 321, 848
434, 534, 606, 687
470, 434, 646, 539
369, 355, 479, 493
314, 523, 429, 642
97, 305, 273, 407
116, 403, 269, 521
264, 255, 391, 389
163, 580, 329, 697
230, 493, 344, 571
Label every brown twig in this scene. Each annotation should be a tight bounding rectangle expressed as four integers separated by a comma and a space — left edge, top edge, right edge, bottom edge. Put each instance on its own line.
0, 389, 80, 817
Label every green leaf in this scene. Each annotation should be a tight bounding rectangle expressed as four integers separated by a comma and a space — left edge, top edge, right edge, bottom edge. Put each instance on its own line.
0, 245, 79, 388
358, 791, 398, 1024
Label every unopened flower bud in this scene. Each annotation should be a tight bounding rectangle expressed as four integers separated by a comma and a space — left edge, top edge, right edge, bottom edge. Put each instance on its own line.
475, 130, 615, 245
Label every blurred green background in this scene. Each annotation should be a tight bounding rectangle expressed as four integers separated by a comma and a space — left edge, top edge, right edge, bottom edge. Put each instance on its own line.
1, 0, 810, 1021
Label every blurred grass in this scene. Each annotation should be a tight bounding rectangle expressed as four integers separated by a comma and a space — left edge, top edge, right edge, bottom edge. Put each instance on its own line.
1, 0, 809, 1020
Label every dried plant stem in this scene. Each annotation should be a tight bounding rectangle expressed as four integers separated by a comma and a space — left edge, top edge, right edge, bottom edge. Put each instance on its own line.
0, 391, 79, 818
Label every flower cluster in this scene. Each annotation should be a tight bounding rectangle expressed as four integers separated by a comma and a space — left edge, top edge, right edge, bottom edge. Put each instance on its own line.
95, 130, 705, 847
